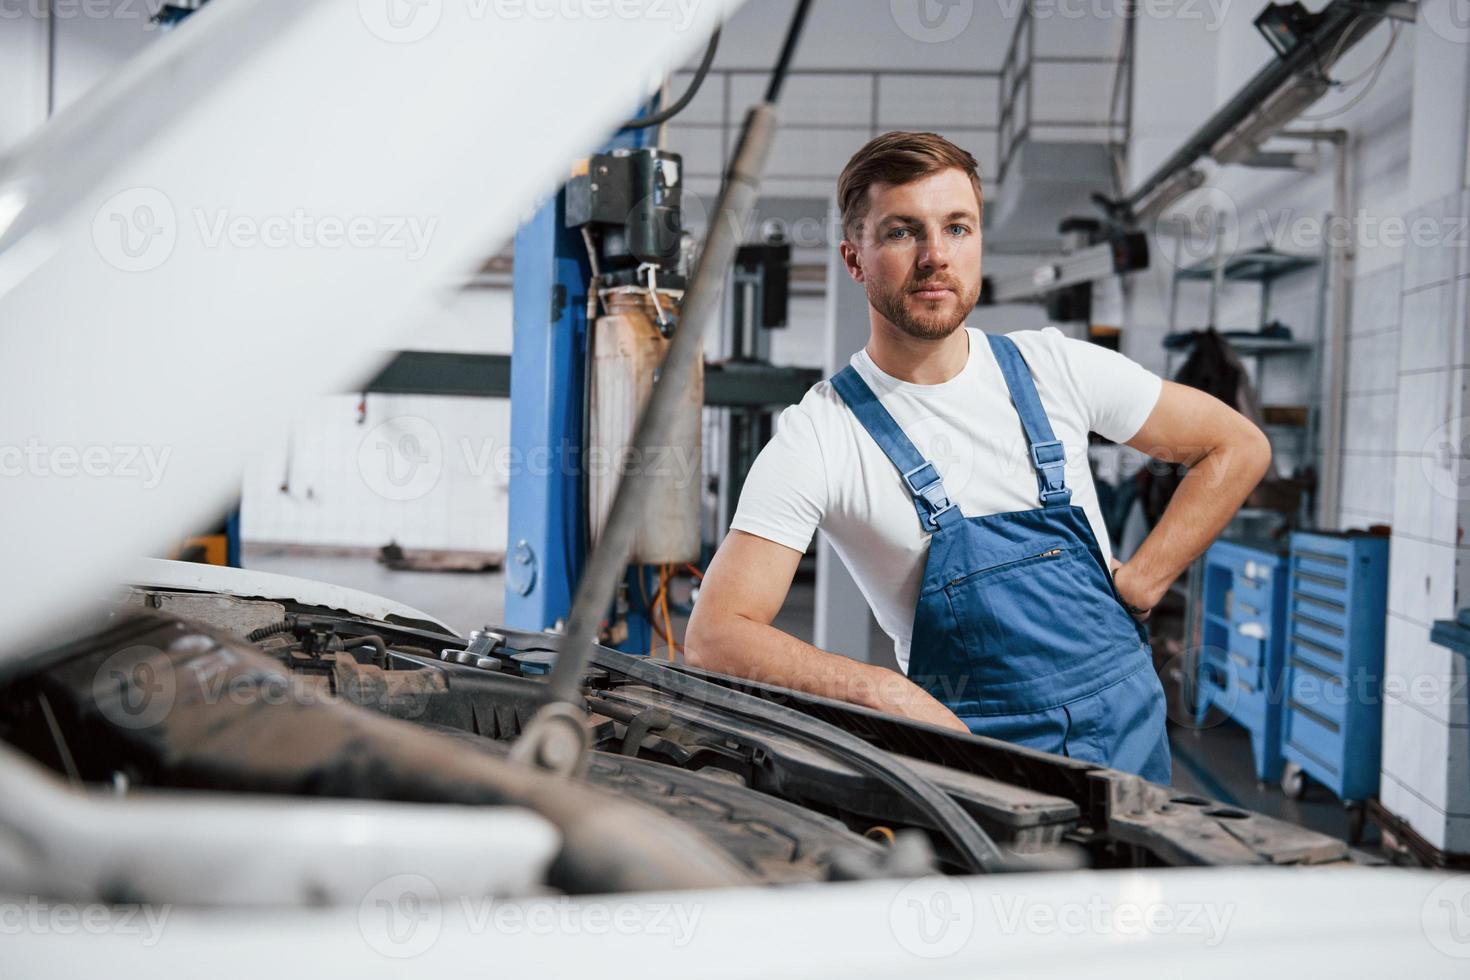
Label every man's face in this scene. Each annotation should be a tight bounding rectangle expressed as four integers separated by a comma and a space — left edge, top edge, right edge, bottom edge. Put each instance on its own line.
841, 168, 982, 340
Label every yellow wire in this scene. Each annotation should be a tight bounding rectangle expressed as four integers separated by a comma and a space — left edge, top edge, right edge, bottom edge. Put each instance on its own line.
661, 564, 675, 661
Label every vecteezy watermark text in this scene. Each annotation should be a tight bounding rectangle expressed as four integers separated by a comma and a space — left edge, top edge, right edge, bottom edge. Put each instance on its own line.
193, 209, 436, 260
358, 874, 703, 959
990, 894, 1235, 946
92, 187, 439, 273
358, 0, 706, 44
0, 0, 160, 26
0, 897, 170, 947
357, 416, 701, 502
0, 441, 170, 489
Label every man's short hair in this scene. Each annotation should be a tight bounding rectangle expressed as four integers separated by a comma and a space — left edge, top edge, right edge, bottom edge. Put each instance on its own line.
837, 131, 984, 243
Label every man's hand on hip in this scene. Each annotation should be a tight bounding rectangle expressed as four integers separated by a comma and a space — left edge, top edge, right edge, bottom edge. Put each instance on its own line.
1110, 557, 1158, 622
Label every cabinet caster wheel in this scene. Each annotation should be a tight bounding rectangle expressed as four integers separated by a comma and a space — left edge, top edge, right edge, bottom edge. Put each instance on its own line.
1280, 761, 1306, 800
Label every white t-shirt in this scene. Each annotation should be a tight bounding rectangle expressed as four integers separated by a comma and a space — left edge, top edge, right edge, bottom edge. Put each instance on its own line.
730, 326, 1164, 674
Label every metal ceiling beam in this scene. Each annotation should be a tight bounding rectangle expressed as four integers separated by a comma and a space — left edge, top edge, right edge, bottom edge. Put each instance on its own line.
1124, 0, 1397, 215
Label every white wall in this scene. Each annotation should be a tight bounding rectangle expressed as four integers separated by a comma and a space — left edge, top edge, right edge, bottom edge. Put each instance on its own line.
1376, 4, 1470, 855
1125, 4, 1416, 517
239, 289, 515, 551
0, 1, 156, 151
1127, 1, 1470, 853
0, 4, 521, 555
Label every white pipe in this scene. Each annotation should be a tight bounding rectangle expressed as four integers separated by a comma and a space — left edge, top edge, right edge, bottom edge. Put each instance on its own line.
0, 740, 559, 906
1317, 132, 1354, 528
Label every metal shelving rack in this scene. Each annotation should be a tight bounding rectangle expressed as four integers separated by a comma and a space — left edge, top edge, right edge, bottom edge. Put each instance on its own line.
1161, 211, 1331, 674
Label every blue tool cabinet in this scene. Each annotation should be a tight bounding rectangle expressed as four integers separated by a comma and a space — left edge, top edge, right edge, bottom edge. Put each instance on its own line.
1280, 531, 1390, 804
1195, 539, 1290, 783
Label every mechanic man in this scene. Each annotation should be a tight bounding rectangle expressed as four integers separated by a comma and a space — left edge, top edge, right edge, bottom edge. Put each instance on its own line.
684, 132, 1271, 783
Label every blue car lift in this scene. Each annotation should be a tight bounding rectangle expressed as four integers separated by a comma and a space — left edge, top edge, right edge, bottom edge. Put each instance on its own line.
504, 126, 656, 655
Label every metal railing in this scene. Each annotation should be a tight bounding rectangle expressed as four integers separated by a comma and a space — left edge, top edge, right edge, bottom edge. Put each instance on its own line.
995, 0, 1134, 185
670, 66, 1002, 185
667, 3, 1133, 191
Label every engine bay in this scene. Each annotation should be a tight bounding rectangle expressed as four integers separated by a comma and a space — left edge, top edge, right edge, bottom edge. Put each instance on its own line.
0, 585, 1364, 906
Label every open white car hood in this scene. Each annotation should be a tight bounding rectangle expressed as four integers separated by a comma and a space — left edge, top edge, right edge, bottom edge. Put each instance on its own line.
0, 0, 738, 665
126, 558, 454, 634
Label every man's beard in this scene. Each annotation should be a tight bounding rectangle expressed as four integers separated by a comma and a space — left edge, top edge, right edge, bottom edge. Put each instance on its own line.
866, 272, 980, 340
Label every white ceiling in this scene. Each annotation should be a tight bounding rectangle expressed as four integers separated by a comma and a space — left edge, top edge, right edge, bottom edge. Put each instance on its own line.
666, 0, 1130, 242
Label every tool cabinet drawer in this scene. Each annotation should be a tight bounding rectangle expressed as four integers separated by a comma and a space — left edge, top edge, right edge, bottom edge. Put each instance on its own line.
1280, 531, 1388, 803
1195, 539, 1289, 783
1285, 655, 1349, 728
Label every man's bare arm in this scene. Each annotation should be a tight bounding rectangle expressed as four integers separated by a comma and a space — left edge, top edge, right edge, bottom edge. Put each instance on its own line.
1114, 380, 1273, 615
684, 530, 969, 733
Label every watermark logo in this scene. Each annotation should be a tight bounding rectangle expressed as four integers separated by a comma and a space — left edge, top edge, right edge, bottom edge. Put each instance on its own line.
1420, 417, 1470, 502
0, 897, 170, 946
490, 0, 704, 28
1423, 874, 1470, 959
0, 0, 161, 29
359, 874, 443, 958
908, 418, 978, 498
87, 637, 434, 727
359, 0, 704, 40
354, 416, 701, 501
890, 876, 975, 958
991, 893, 1234, 946
358, 416, 445, 502
1422, 0, 1470, 46
458, 895, 703, 944
91, 645, 177, 730
1006, 0, 1230, 29
1162, 644, 1237, 730
193, 209, 437, 260
356, 875, 704, 958
1154, 185, 1239, 271
1258, 208, 1470, 253
92, 187, 438, 271
891, 0, 974, 43
0, 441, 171, 488
359, 0, 444, 42
93, 187, 177, 273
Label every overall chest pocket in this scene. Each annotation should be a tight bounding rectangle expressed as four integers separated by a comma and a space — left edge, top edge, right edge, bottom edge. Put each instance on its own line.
943, 540, 1144, 690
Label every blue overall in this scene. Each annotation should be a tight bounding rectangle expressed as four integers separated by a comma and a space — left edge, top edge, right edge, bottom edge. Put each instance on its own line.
832, 334, 1171, 783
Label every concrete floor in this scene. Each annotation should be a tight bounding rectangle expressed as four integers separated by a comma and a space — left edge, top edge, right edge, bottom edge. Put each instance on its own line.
243, 545, 1368, 849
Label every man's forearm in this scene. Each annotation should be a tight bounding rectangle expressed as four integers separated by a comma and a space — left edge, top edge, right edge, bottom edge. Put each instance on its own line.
684, 613, 968, 731
1123, 433, 1271, 606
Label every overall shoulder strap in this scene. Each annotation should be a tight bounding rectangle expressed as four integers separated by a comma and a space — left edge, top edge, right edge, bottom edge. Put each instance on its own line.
830, 365, 961, 531
985, 333, 1072, 507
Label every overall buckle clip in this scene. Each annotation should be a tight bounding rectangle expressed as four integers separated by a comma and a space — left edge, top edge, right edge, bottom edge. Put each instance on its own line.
1030, 439, 1070, 504
902, 461, 955, 528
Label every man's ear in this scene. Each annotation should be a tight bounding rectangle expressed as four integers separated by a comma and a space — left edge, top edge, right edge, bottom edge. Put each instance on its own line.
839, 240, 864, 285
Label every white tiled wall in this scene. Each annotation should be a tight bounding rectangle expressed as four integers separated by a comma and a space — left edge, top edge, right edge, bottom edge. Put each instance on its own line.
1126, 5, 1416, 524
240, 289, 514, 553
1340, 260, 1411, 528
1123, 8, 1469, 853
1380, 187, 1470, 853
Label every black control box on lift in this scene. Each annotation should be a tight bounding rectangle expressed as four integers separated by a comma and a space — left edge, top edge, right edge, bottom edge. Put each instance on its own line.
565, 147, 685, 289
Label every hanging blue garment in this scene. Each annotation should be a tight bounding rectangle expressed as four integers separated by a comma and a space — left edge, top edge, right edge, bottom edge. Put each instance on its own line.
831, 333, 1170, 783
